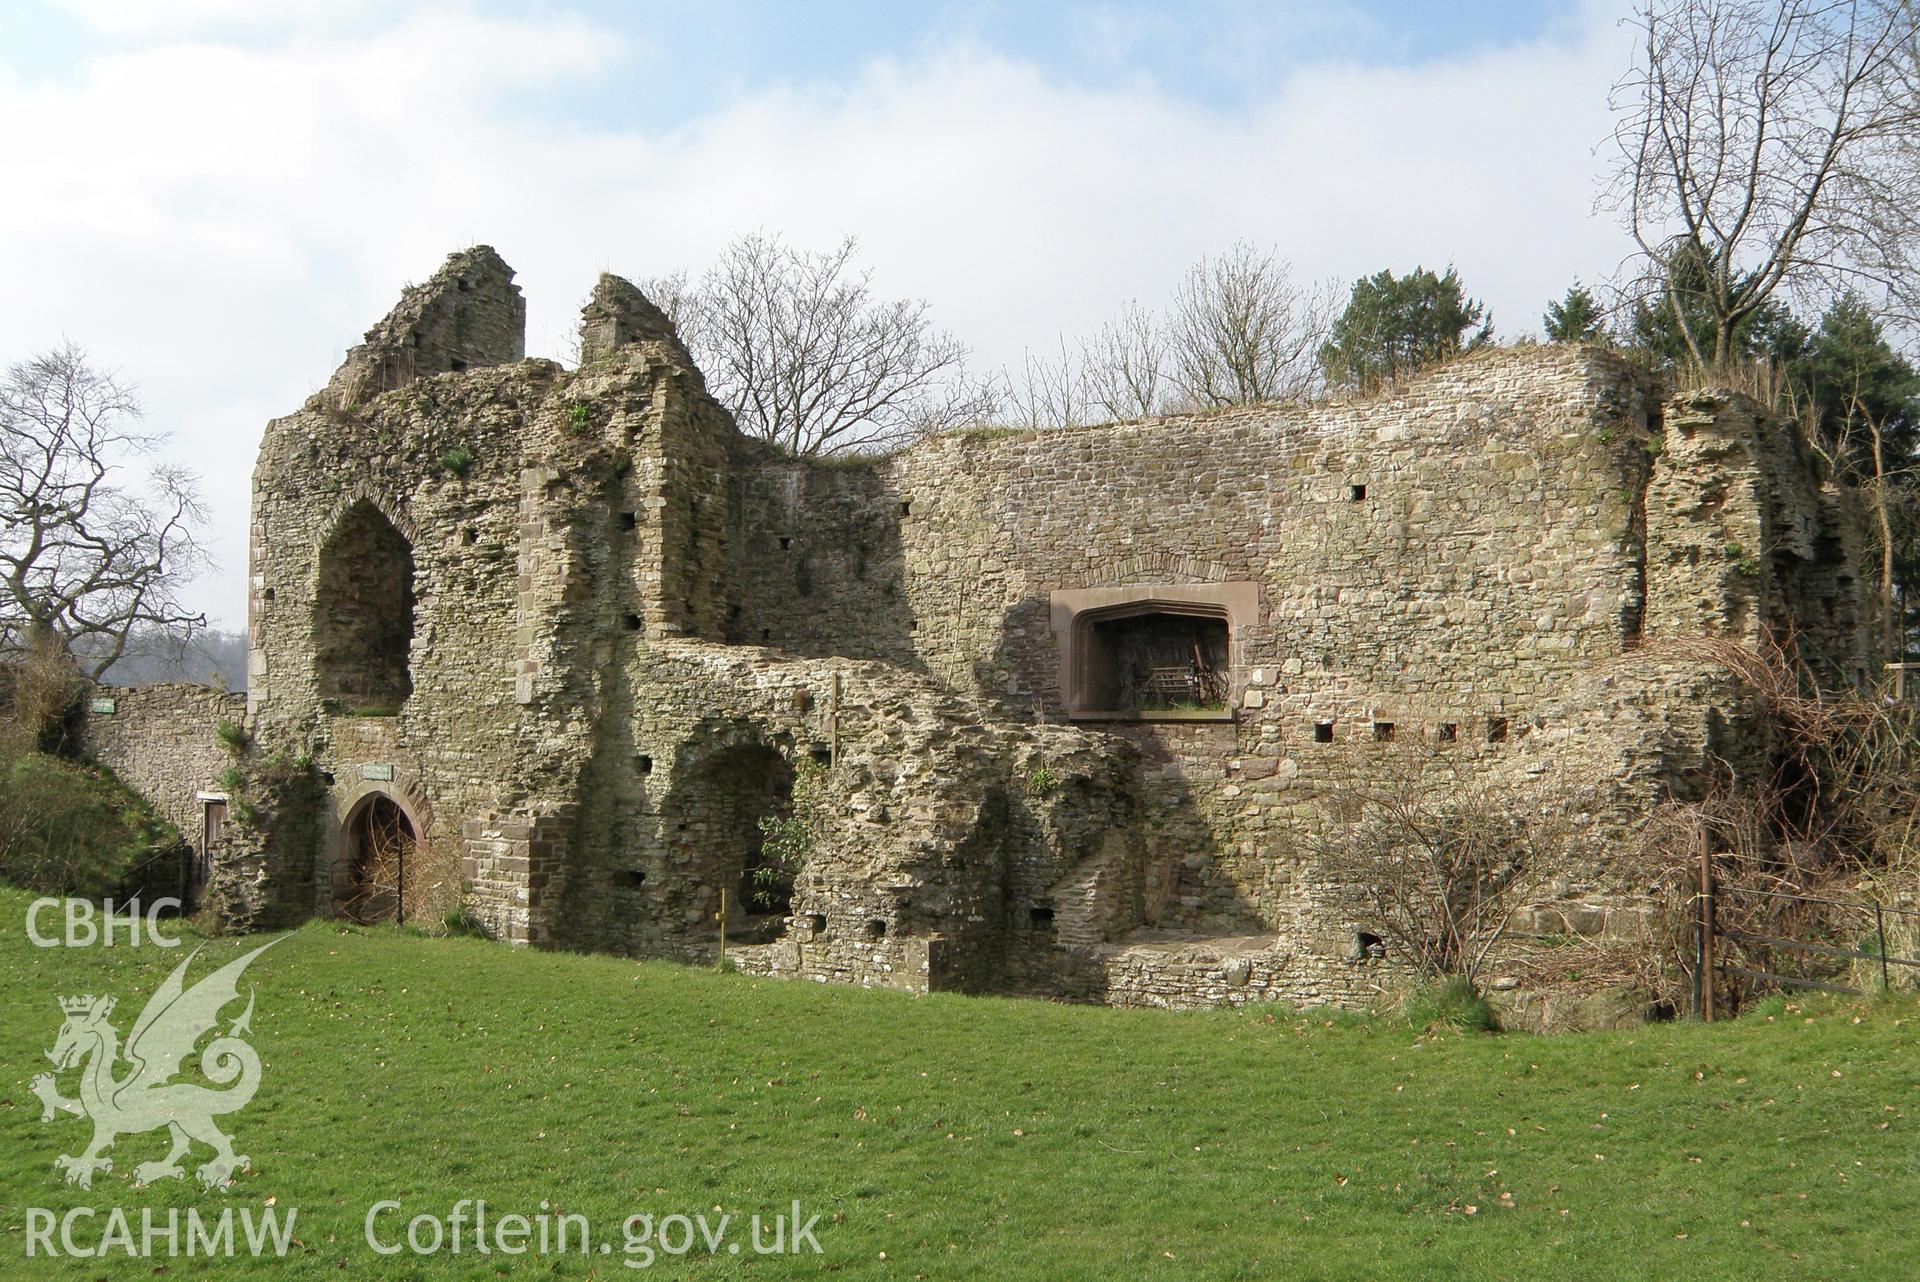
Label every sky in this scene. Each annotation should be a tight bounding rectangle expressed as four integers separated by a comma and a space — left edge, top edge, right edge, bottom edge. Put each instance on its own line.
0, 0, 1644, 629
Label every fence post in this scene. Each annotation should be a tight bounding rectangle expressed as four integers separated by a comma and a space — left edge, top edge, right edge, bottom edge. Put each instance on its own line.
717, 887, 727, 968
1875, 902, 1891, 993
1691, 915, 1704, 1019
1699, 838, 1715, 1023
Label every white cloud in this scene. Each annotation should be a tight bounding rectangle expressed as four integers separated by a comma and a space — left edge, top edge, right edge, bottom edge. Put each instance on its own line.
0, 3, 1639, 629
54, 0, 381, 37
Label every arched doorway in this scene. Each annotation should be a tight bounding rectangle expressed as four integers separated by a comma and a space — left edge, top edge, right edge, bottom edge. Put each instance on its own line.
338, 793, 417, 923
670, 741, 798, 944
314, 500, 415, 713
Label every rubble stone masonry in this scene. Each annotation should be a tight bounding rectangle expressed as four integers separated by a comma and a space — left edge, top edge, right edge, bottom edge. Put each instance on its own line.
80, 247, 1877, 1012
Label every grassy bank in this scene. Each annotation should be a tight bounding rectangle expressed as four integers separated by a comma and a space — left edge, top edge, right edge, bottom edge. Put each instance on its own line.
0, 886, 1914, 1279
0, 747, 184, 897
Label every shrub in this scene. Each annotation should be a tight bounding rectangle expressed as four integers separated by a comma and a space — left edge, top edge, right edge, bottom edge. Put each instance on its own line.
751, 757, 827, 909
1312, 748, 1594, 984
215, 719, 248, 753
1399, 977, 1500, 1034
438, 445, 474, 477
439, 906, 491, 939
0, 646, 86, 752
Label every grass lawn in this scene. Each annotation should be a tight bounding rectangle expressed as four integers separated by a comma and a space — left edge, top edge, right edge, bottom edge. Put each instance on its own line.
0, 885, 1915, 1280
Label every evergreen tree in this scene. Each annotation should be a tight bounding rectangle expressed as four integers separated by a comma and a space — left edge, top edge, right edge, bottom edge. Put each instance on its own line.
1320, 266, 1492, 390
1543, 284, 1606, 343
1791, 293, 1919, 471
1787, 295, 1920, 660
1626, 250, 1807, 371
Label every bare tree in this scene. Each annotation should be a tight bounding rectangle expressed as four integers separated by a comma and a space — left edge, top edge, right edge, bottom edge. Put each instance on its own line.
1002, 304, 1164, 429
645, 234, 993, 455
1313, 749, 1591, 983
1606, 0, 1920, 370
1000, 337, 1091, 430
0, 343, 207, 682
1165, 242, 1337, 408
1082, 300, 1165, 420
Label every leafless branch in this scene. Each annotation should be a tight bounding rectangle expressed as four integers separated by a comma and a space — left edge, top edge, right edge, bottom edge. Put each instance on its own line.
645, 234, 988, 455
1165, 242, 1337, 408
1604, 0, 1920, 369
1312, 749, 1597, 983
1082, 300, 1166, 420
0, 342, 208, 683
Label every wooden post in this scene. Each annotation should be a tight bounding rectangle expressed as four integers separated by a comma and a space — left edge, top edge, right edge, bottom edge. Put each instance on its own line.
1699, 838, 1715, 1023
717, 887, 727, 968
1875, 902, 1892, 993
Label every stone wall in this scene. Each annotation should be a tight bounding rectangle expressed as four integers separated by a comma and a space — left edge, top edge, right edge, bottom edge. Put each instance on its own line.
77, 683, 244, 843
732, 346, 1667, 718
721, 349, 1870, 959
240, 251, 1158, 995
183, 248, 1882, 1013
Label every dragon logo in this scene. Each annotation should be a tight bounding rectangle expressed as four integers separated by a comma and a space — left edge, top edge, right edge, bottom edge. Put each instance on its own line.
30, 939, 280, 1190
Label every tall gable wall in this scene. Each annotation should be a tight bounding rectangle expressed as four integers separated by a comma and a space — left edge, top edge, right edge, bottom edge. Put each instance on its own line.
730, 346, 1660, 730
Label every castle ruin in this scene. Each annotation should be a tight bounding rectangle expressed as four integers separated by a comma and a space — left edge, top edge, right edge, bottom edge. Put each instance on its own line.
82, 246, 1879, 1010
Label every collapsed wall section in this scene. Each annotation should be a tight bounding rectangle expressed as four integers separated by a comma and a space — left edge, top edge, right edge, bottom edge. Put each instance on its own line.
323, 246, 526, 411
541, 639, 1153, 993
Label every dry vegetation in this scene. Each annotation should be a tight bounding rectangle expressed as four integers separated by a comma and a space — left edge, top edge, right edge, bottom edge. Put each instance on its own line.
1312, 750, 1613, 985
1618, 637, 1920, 1013
1311, 632, 1920, 1018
